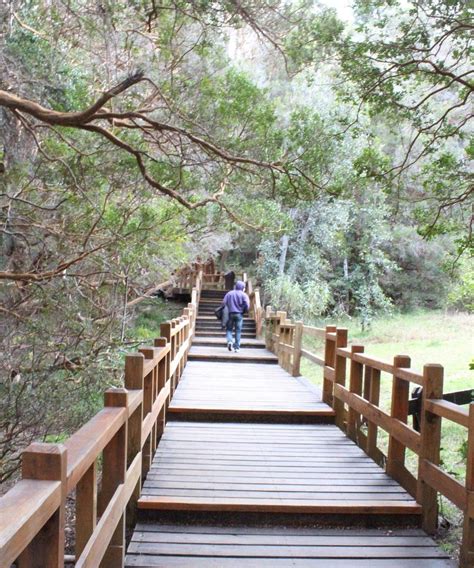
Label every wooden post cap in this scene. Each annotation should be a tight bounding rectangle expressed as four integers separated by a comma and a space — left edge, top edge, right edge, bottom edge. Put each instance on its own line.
139, 347, 159, 359
104, 388, 128, 407
22, 443, 67, 481
394, 355, 411, 367
336, 328, 348, 346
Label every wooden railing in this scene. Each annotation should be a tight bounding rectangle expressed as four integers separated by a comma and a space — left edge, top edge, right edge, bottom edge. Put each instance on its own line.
265, 310, 474, 567
0, 275, 201, 567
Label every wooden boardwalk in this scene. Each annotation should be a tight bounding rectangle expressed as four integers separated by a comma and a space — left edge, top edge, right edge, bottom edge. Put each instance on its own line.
2, 269, 471, 567
125, 288, 454, 567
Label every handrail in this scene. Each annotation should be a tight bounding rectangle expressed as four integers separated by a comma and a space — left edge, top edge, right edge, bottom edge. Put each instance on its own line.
264, 308, 474, 566
0, 279, 199, 567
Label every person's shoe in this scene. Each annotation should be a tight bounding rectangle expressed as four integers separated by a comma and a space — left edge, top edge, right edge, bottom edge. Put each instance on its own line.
227, 342, 232, 351
234, 348, 240, 353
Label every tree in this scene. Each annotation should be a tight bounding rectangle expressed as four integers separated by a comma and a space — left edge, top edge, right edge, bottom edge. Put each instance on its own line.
334, 0, 473, 250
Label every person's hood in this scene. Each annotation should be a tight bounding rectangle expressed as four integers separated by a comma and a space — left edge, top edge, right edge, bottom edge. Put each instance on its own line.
235, 280, 245, 291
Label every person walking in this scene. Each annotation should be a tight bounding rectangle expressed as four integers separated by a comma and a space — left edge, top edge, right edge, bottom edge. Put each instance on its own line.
221, 280, 250, 353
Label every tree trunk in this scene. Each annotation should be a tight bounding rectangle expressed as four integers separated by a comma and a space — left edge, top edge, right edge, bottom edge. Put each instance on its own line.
279, 234, 289, 275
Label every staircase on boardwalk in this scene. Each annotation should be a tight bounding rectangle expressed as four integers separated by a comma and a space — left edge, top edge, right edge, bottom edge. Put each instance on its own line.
125, 280, 455, 568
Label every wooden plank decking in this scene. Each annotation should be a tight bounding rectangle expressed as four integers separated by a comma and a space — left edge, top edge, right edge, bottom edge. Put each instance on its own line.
126, 289, 453, 567
126, 525, 453, 567
168, 362, 332, 418
138, 422, 420, 514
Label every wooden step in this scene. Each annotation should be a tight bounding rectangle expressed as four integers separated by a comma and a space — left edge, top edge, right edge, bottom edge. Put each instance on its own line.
192, 338, 266, 348
196, 320, 255, 326
168, 407, 337, 423
138, 495, 422, 516
188, 348, 278, 365
187, 347, 278, 364
126, 524, 453, 567
194, 332, 256, 338
167, 363, 333, 422
196, 325, 256, 332
200, 291, 227, 299
137, 422, 421, 522
197, 313, 253, 319
196, 323, 255, 328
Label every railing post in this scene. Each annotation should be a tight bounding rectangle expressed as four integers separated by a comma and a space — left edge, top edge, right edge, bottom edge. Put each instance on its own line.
461, 402, 474, 567
187, 302, 196, 339
247, 279, 253, 296
292, 321, 303, 377
100, 388, 128, 567
124, 353, 144, 530
178, 316, 186, 380
347, 345, 365, 442
417, 364, 444, 534
284, 322, 293, 373
264, 306, 272, 350
387, 355, 411, 480
279, 322, 288, 371
366, 366, 381, 463
276, 312, 287, 369
323, 325, 337, 406
171, 319, 178, 387
17, 443, 67, 568
183, 308, 191, 360
160, 321, 173, 395
275, 310, 286, 362
154, 337, 169, 440
334, 328, 348, 429
76, 460, 97, 559
139, 347, 158, 476
254, 290, 263, 337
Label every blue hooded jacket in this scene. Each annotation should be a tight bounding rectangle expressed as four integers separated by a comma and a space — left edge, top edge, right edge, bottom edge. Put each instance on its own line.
222, 281, 250, 314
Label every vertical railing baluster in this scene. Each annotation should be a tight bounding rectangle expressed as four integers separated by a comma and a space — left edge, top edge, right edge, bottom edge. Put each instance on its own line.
76, 460, 97, 558
292, 321, 303, 377
387, 355, 411, 482
417, 364, 444, 534
461, 402, 474, 567
323, 325, 337, 406
334, 328, 348, 429
347, 345, 364, 443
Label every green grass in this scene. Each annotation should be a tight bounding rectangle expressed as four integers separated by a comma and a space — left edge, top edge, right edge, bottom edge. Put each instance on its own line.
131, 297, 186, 341
300, 310, 473, 558
302, 310, 473, 391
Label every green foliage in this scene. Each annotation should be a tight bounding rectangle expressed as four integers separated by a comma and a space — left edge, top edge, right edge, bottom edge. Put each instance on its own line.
381, 226, 453, 311
285, 3, 344, 69
353, 147, 391, 181
448, 257, 474, 313
265, 274, 330, 320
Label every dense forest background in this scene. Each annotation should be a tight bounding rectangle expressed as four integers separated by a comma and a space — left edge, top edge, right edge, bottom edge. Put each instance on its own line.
0, 0, 472, 483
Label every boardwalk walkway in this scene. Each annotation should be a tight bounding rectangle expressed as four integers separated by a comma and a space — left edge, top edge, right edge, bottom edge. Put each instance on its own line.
125, 288, 454, 567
